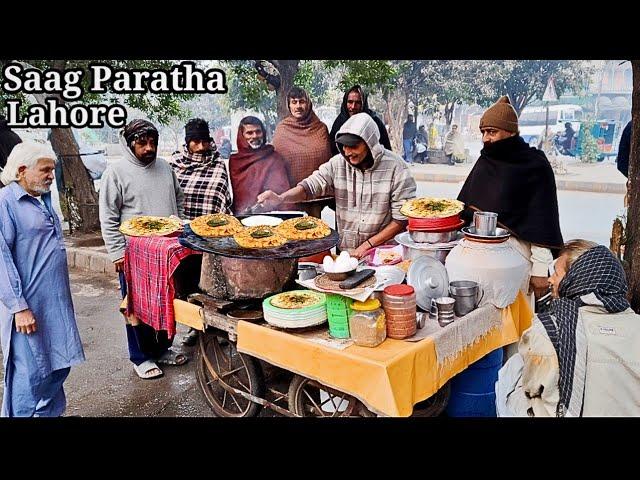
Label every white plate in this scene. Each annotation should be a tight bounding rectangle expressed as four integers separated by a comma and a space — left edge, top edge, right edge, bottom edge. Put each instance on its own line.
368, 265, 406, 291
241, 215, 284, 227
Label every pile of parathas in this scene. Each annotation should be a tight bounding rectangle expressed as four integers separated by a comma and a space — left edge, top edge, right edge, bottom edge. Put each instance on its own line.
119, 215, 183, 237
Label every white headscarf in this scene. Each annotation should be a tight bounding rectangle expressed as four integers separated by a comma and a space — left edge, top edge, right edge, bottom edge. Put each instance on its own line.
0, 140, 57, 186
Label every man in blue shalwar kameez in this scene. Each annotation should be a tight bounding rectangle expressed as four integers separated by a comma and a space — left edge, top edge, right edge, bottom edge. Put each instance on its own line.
0, 141, 85, 417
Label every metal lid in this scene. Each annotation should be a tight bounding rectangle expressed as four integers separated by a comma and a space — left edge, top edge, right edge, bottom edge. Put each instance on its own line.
406, 255, 449, 311
383, 284, 414, 296
351, 298, 381, 311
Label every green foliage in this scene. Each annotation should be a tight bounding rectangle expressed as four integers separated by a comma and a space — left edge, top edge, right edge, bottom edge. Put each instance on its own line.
483, 60, 594, 114
324, 60, 397, 93
580, 118, 600, 163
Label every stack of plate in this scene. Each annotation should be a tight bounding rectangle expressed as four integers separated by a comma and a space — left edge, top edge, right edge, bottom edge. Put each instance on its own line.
262, 290, 327, 329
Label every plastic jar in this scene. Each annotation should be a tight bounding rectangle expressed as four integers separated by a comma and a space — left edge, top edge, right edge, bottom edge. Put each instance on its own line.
349, 298, 386, 347
382, 284, 417, 339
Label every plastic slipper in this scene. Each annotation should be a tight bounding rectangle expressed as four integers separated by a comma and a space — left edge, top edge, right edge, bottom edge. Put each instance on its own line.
156, 348, 189, 366
133, 360, 163, 380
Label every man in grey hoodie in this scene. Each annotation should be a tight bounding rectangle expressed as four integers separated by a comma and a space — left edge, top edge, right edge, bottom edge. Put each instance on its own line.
99, 119, 186, 379
258, 112, 416, 258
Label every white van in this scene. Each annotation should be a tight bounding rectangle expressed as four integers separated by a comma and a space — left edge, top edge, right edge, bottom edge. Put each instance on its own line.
518, 104, 582, 147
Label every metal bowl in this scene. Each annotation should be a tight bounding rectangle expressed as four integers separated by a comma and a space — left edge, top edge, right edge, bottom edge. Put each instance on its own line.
409, 229, 458, 244
324, 269, 356, 281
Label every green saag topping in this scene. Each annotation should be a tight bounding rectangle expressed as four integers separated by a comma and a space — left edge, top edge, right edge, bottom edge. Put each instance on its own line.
207, 217, 229, 227
250, 229, 273, 239
294, 220, 317, 230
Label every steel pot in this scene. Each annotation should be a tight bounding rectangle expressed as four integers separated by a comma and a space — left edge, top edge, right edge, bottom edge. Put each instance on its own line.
408, 229, 458, 244
401, 245, 451, 264
199, 253, 298, 301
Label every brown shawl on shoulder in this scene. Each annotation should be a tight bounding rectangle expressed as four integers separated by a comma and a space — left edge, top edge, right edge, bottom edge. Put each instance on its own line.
229, 127, 291, 215
272, 104, 332, 185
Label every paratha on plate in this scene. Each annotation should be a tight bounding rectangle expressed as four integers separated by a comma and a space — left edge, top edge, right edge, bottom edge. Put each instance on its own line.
233, 226, 288, 249
119, 216, 182, 237
276, 216, 331, 241
270, 290, 324, 309
190, 213, 244, 238
400, 197, 464, 218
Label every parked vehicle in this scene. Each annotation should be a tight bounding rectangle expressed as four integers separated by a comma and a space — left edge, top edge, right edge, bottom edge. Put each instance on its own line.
518, 104, 583, 148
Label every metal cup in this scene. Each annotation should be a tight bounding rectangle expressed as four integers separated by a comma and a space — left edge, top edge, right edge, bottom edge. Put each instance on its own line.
449, 280, 484, 317
431, 296, 456, 326
473, 211, 498, 236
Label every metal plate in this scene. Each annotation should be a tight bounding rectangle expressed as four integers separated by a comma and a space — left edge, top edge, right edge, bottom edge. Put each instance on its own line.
369, 265, 406, 291
461, 226, 510, 243
395, 231, 461, 251
406, 255, 450, 311
179, 223, 339, 259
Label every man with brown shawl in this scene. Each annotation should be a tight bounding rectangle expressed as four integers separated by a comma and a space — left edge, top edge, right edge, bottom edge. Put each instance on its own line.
272, 87, 332, 216
229, 116, 291, 215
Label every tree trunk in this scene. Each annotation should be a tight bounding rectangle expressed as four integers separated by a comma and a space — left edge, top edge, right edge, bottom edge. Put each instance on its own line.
49, 128, 100, 233
625, 60, 640, 311
272, 60, 300, 122
444, 101, 456, 127
30, 60, 100, 234
384, 89, 409, 153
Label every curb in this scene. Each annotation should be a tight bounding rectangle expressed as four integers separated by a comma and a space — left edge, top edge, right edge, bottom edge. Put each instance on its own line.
66, 246, 113, 276
411, 171, 626, 194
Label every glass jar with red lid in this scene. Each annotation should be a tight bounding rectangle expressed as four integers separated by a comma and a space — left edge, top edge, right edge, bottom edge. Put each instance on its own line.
382, 284, 417, 339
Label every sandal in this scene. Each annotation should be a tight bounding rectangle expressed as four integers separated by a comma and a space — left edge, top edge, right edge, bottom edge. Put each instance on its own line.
156, 348, 189, 366
133, 360, 163, 380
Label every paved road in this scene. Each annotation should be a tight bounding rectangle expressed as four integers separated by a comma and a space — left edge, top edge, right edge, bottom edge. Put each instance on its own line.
0, 271, 215, 417
320, 181, 624, 247
415, 182, 624, 247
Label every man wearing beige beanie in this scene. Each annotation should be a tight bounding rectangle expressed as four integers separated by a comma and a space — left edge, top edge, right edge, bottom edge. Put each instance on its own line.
458, 95, 564, 304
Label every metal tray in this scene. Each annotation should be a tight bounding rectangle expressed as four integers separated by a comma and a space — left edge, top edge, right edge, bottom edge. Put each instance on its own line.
179, 223, 339, 260
461, 226, 510, 243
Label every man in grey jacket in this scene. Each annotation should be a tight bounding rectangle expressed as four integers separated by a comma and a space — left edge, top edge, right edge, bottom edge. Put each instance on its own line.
99, 119, 186, 379
258, 112, 416, 258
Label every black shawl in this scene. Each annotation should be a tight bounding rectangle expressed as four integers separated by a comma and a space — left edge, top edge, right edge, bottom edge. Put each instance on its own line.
328, 86, 392, 155
457, 135, 564, 250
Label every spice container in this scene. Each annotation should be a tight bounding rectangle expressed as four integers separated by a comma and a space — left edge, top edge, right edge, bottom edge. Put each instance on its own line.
382, 284, 417, 339
349, 298, 386, 347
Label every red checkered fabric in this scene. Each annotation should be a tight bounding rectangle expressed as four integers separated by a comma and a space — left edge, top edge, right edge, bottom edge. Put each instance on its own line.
124, 236, 201, 338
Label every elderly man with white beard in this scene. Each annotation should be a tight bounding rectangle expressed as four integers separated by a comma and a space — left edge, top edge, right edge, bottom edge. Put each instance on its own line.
0, 141, 85, 417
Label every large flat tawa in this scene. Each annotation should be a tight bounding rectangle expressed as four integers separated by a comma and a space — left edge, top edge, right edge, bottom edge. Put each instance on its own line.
179, 224, 339, 259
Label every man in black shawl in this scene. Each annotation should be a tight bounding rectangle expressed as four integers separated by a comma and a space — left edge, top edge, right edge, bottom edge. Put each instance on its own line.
457, 95, 564, 300
496, 240, 640, 417
329, 85, 392, 156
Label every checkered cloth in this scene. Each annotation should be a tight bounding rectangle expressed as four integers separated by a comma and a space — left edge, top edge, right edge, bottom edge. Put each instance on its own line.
124, 236, 201, 339
538, 245, 630, 417
171, 146, 232, 220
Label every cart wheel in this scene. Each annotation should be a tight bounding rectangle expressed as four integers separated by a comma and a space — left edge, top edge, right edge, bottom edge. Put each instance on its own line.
196, 330, 265, 417
287, 374, 374, 417
411, 382, 451, 417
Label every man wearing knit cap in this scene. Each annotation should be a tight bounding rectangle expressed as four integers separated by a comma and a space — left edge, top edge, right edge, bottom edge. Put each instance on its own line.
171, 118, 232, 220
171, 118, 232, 346
99, 118, 187, 379
458, 95, 564, 303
